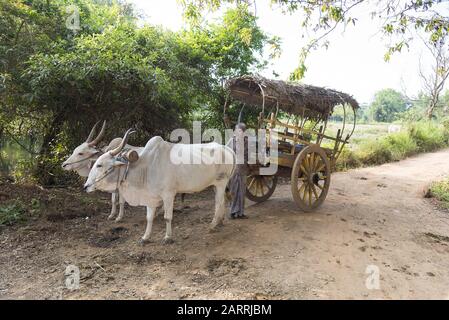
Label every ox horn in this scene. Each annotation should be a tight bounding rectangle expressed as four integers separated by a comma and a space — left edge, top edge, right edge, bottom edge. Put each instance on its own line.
88, 120, 106, 146
238, 105, 245, 124
86, 121, 100, 143
109, 128, 136, 157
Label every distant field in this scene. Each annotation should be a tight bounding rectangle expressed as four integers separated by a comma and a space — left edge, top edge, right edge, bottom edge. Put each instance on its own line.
325, 122, 392, 148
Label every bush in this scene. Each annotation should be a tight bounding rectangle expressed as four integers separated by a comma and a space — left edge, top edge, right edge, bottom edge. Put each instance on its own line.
382, 131, 417, 160
0, 200, 27, 226
335, 120, 449, 170
407, 122, 447, 152
356, 139, 393, 165
335, 146, 361, 171
430, 179, 449, 209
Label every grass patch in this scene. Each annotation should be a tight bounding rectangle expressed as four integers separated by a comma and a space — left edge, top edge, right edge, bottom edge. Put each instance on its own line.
0, 200, 28, 226
336, 121, 449, 170
430, 179, 449, 209
408, 122, 448, 152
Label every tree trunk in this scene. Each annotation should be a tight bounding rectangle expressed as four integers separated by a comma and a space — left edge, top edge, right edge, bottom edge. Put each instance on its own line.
427, 103, 435, 119
426, 95, 438, 120
34, 112, 65, 185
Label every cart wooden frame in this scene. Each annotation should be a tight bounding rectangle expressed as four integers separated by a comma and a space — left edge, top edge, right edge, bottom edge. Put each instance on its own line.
223, 75, 359, 211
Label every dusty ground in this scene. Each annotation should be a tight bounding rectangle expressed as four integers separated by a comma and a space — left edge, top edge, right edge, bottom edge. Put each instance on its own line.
1, 148, 449, 300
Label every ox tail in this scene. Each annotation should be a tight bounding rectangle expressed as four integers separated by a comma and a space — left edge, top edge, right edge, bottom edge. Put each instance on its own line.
224, 146, 237, 203
227, 145, 237, 179
225, 187, 233, 202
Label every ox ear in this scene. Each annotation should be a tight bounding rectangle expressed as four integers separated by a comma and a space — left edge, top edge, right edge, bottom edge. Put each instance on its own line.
112, 157, 127, 166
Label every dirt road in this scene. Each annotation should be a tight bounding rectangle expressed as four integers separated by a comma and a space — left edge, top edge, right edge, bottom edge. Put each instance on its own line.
1, 148, 449, 299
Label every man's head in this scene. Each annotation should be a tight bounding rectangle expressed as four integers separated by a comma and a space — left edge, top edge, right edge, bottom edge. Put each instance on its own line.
61, 121, 106, 177
84, 128, 136, 193
234, 122, 247, 135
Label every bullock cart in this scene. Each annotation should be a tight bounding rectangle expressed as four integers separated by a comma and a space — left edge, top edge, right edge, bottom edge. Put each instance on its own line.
223, 75, 359, 211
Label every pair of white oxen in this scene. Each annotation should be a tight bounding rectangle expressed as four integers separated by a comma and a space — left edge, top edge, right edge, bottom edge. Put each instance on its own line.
62, 121, 236, 244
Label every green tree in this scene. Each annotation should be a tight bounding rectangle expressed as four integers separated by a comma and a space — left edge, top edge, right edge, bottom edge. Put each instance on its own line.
1, 1, 273, 184
369, 89, 407, 122
182, 4, 277, 128
1, 0, 139, 184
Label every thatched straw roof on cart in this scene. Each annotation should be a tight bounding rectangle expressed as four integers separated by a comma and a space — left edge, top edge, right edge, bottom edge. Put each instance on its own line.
226, 75, 359, 120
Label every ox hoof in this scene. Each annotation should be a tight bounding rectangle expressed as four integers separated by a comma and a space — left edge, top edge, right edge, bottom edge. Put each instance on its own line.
139, 238, 152, 245
107, 215, 116, 220
114, 217, 123, 223
209, 226, 223, 233
209, 222, 223, 233
208, 227, 218, 233
161, 238, 174, 245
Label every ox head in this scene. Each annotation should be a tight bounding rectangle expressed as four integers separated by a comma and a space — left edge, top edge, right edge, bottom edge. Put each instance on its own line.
61, 120, 106, 177
84, 128, 137, 193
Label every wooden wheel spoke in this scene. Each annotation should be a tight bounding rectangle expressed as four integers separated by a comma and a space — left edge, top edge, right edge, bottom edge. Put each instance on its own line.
253, 178, 260, 196
309, 155, 314, 174
299, 182, 306, 200
316, 163, 325, 173
311, 153, 319, 172
308, 184, 312, 206
311, 184, 319, 200
308, 154, 314, 173
260, 179, 266, 195
312, 155, 321, 172
261, 177, 271, 190
300, 165, 308, 176
248, 177, 256, 192
256, 179, 262, 196
306, 184, 311, 203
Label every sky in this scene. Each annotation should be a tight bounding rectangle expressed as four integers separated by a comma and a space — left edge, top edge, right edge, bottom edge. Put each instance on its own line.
129, 0, 449, 104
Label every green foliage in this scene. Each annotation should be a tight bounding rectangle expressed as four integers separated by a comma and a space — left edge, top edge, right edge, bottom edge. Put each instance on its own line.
1, 1, 272, 184
336, 121, 449, 169
0, 0, 139, 183
407, 121, 448, 152
430, 179, 449, 209
183, 5, 269, 78
335, 145, 361, 171
356, 131, 417, 165
182, 5, 275, 129
11, 158, 37, 183
0, 200, 27, 226
400, 90, 449, 122
30, 197, 41, 214
369, 89, 407, 122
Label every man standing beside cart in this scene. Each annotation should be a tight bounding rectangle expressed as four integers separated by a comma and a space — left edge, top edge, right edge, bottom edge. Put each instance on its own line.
227, 122, 249, 219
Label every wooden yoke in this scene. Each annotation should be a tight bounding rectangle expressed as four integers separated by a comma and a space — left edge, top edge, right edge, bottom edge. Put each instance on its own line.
125, 150, 139, 163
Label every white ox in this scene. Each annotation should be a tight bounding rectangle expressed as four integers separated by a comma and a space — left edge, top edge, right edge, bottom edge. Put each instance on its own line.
62, 121, 143, 222
84, 129, 235, 244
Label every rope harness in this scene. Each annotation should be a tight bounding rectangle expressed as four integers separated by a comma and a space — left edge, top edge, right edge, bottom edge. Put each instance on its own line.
64, 148, 103, 166
85, 148, 131, 192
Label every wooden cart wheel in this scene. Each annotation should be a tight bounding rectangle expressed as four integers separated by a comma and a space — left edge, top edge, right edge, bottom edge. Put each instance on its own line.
246, 174, 278, 203
291, 145, 331, 211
